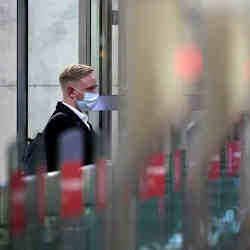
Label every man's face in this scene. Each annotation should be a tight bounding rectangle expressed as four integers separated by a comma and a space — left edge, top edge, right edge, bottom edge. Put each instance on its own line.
75, 71, 98, 99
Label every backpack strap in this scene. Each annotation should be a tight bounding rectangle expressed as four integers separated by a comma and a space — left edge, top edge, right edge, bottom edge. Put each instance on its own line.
48, 112, 65, 123
26, 112, 66, 142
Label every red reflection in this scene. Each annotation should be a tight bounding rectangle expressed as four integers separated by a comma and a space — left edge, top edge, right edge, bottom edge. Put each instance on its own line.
37, 166, 46, 224
208, 153, 220, 181
10, 170, 26, 234
227, 140, 241, 177
96, 159, 108, 211
61, 161, 83, 218
139, 152, 165, 200
174, 46, 203, 82
244, 61, 250, 80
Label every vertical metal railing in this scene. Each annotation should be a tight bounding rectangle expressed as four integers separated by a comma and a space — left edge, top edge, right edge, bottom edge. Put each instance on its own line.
99, 1, 113, 250
79, 0, 91, 65
99, 0, 113, 158
17, 0, 28, 170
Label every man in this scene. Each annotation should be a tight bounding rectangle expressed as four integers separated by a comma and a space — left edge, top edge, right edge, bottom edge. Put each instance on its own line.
44, 64, 98, 172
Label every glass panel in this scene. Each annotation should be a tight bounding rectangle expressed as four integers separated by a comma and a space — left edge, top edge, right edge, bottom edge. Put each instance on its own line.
0, 2, 17, 248
28, 0, 79, 138
0, 1, 17, 186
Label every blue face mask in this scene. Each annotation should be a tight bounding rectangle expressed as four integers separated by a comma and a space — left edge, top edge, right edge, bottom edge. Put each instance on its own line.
76, 91, 99, 110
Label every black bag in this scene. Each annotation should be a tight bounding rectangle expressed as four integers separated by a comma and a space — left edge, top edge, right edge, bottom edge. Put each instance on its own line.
23, 112, 64, 175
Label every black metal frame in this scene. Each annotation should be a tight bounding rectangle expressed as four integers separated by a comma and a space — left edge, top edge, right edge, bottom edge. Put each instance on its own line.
79, 0, 91, 64
17, 0, 28, 169
99, 0, 113, 157
100, 0, 112, 96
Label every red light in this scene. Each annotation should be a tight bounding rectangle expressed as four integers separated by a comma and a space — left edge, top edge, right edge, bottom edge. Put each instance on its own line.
174, 46, 203, 82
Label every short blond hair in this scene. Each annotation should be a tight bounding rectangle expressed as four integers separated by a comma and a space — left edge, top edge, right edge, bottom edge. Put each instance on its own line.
59, 64, 93, 90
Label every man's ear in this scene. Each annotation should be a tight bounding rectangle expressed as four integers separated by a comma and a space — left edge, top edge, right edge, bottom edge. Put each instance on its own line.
66, 86, 77, 99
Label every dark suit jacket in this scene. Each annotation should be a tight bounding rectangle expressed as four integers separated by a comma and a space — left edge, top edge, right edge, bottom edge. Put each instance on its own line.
44, 102, 96, 172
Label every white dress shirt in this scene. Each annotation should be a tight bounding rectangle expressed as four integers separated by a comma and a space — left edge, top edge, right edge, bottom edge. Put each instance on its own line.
62, 102, 90, 130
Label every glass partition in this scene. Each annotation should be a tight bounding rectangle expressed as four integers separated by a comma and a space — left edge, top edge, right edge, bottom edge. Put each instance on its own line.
28, 0, 79, 138
0, 2, 17, 247
0, 1, 17, 186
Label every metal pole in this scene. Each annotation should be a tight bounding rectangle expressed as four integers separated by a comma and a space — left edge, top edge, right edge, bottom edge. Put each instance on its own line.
99, 2, 113, 250
99, 0, 112, 158
79, 0, 91, 65
100, 0, 112, 95
17, 0, 28, 170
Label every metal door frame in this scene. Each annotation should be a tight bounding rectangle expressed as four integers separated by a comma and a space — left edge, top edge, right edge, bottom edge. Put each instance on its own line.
99, 0, 113, 157
17, 0, 28, 169
17, 0, 93, 169
79, 0, 91, 65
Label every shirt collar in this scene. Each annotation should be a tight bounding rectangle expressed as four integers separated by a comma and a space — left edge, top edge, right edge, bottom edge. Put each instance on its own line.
62, 102, 89, 124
